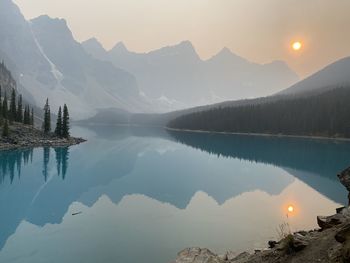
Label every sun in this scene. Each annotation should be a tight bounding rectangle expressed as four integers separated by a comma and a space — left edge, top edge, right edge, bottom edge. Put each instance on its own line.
292, 41, 302, 51
287, 205, 294, 213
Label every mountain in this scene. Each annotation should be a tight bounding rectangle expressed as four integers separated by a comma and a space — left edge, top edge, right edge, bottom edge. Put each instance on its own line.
80, 37, 109, 62
125, 56, 350, 128
280, 56, 350, 96
108, 40, 203, 109
83, 38, 299, 110
0, 0, 150, 120
0, 61, 16, 94
0, 0, 299, 119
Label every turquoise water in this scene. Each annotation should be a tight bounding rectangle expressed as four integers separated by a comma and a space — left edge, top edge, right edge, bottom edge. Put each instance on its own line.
0, 126, 349, 263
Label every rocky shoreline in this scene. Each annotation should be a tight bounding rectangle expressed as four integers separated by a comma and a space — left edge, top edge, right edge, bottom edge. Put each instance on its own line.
173, 167, 350, 263
0, 123, 86, 151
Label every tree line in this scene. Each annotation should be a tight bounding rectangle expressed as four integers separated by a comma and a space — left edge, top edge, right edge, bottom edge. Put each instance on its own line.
0, 85, 70, 138
0, 86, 34, 137
42, 99, 70, 138
168, 86, 350, 138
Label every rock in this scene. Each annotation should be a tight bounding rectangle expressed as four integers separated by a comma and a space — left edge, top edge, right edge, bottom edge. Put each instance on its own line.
336, 207, 346, 214
327, 244, 343, 262
338, 167, 350, 191
335, 224, 350, 243
230, 251, 251, 262
226, 251, 237, 261
217, 253, 227, 261
174, 248, 224, 263
338, 167, 350, 205
296, 231, 308, 236
291, 234, 309, 252
317, 214, 344, 230
268, 240, 278, 248
335, 224, 350, 263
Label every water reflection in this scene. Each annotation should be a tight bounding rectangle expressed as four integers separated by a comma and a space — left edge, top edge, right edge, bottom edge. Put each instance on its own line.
54, 147, 69, 180
0, 147, 70, 184
0, 149, 33, 184
168, 130, 350, 204
0, 126, 348, 263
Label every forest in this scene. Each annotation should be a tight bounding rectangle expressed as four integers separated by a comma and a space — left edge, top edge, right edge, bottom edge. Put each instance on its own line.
168, 87, 350, 138
0, 61, 70, 138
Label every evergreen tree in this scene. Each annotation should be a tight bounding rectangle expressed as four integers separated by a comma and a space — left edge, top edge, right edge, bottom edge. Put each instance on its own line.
23, 106, 27, 124
43, 98, 51, 133
23, 105, 28, 124
17, 94, 23, 123
55, 106, 62, 137
42, 147, 50, 181
0, 85, 2, 124
2, 119, 9, 137
62, 104, 70, 138
9, 88, 16, 123
2, 92, 8, 120
31, 108, 34, 126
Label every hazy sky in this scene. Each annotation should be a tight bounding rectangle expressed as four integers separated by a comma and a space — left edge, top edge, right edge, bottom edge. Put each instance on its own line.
14, 0, 350, 78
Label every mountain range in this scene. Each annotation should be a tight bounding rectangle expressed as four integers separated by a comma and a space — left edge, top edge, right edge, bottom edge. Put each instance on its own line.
83, 38, 299, 109
0, 0, 150, 120
1, 0, 349, 124
0, 0, 299, 120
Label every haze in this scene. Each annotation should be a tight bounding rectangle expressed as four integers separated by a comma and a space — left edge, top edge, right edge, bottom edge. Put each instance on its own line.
14, 0, 350, 77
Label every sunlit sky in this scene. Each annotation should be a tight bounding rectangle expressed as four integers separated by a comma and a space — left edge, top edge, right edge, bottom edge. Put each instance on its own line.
14, 0, 350, 78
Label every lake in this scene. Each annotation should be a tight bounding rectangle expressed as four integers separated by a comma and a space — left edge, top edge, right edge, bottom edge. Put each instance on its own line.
0, 126, 349, 263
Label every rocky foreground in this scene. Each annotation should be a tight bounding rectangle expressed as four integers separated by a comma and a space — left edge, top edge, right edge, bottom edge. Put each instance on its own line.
173, 167, 350, 263
0, 123, 86, 151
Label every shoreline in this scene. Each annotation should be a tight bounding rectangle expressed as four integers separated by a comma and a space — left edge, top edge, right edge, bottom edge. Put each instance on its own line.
72, 123, 350, 142
0, 137, 86, 152
0, 123, 86, 152
166, 127, 350, 142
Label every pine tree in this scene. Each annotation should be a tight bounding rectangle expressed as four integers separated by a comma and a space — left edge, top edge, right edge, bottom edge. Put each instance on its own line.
9, 88, 16, 123
2, 119, 9, 137
2, 92, 8, 120
17, 94, 23, 123
23, 105, 31, 125
23, 105, 27, 124
23, 106, 27, 124
62, 104, 70, 138
55, 106, 62, 137
0, 85, 2, 125
43, 98, 51, 134
31, 108, 34, 126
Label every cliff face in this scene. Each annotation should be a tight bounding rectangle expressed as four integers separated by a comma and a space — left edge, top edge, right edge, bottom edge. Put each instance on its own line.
0, 61, 16, 94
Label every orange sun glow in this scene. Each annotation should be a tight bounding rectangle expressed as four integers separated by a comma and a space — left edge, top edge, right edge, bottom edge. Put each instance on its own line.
287, 205, 294, 213
292, 41, 302, 51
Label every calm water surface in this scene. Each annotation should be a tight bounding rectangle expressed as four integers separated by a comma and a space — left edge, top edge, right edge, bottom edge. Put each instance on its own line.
0, 126, 349, 263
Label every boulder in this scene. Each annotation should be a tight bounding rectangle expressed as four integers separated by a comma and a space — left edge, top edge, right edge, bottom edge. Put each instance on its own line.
174, 248, 224, 263
334, 224, 350, 262
230, 251, 251, 262
335, 224, 350, 243
291, 233, 309, 252
317, 214, 344, 230
338, 167, 350, 205
268, 240, 278, 248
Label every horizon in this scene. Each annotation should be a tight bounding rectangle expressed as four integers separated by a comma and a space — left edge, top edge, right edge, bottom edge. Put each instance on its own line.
13, 0, 350, 78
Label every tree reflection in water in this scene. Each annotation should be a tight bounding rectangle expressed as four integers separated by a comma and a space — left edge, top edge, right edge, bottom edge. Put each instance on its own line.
0, 147, 70, 184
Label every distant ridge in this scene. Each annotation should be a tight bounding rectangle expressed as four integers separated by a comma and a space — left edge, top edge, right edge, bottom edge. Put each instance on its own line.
83, 38, 299, 110
279, 56, 350, 96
